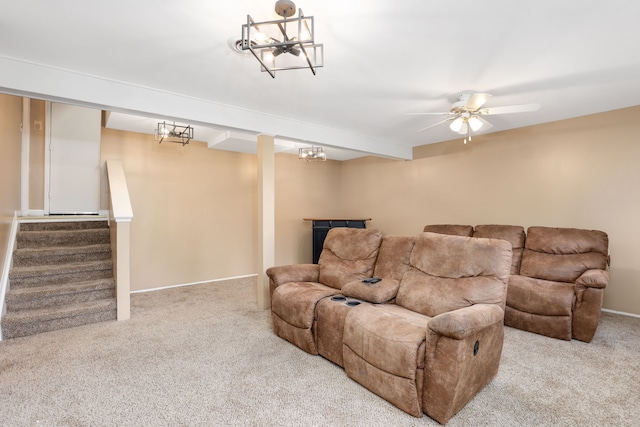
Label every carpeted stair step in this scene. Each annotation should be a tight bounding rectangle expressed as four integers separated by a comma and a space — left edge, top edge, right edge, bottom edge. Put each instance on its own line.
12, 243, 112, 267
16, 228, 110, 249
19, 220, 108, 232
9, 259, 113, 289
5, 278, 116, 311
1, 298, 117, 340
3, 219, 117, 340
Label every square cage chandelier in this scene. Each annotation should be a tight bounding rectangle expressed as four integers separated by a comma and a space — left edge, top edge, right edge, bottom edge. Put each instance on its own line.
241, 0, 323, 78
155, 121, 194, 146
298, 146, 326, 161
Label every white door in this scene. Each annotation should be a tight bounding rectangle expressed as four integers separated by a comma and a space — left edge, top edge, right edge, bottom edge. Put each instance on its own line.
49, 103, 101, 215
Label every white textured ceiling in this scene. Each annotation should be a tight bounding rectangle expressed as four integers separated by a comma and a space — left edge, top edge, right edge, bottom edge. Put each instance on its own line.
1, 0, 639, 160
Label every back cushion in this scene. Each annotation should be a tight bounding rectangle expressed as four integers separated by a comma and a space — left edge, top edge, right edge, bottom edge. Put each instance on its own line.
318, 228, 383, 289
423, 224, 474, 237
474, 224, 526, 274
396, 232, 512, 317
520, 226, 608, 282
372, 235, 417, 281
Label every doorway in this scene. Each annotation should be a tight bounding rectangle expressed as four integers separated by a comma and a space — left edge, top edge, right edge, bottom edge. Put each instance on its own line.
47, 103, 101, 215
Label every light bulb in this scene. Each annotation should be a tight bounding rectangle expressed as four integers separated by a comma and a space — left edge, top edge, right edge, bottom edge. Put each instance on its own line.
300, 29, 311, 41
263, 51, 274, 63
468, 116, 483, 131
252, 29, 268, 44
449, 117, 464, 133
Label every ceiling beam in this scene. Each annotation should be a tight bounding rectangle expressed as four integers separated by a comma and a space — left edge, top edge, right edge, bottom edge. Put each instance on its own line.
0, 56, 412, 160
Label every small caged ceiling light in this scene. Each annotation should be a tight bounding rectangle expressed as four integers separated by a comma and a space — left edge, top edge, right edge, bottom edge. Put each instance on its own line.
298, 146, 326, 161
241, 0, 323, 78
155, 121, 194, 146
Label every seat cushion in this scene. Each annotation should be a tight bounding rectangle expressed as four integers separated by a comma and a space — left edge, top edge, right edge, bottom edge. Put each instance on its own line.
344, 304, 430, 376
507, 275, 575, 316
343, 304, 430, 417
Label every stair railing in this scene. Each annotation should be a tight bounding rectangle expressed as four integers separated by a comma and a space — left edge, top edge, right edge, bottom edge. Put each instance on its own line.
106, 160, 133, 321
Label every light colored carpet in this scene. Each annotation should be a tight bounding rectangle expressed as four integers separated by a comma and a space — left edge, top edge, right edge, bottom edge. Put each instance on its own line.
1, 276, 638, 426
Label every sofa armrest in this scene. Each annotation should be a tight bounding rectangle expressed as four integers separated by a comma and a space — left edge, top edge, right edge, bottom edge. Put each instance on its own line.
575, 269, 609, 289
428, 304, 504, 340
266, 264, 319, 288
424, 304, 505, 423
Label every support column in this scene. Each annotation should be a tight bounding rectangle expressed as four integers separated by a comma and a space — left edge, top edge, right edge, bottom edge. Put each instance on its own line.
20, 97, 30, 215
257, 134, 275, 310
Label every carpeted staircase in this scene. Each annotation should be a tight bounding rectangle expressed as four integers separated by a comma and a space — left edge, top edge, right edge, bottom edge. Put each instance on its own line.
1, 220, 117, 339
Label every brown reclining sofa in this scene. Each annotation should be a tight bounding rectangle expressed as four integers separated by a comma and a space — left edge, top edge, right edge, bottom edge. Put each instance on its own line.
423, 224, 610, 342
267, 228, 513, 424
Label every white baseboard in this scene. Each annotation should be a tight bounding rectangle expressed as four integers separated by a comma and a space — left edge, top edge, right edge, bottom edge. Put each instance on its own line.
27, 210, 46, 216
602, 308, 640, 319
130, 274, 258, 294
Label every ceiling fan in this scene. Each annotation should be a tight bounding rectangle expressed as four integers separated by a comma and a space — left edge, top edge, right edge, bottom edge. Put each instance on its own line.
406, 93, 541, 144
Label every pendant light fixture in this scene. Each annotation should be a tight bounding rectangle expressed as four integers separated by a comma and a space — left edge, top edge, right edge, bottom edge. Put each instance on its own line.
241, 0, 324, 78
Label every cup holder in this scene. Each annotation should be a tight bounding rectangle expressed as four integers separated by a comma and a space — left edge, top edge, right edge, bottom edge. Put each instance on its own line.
329, 295, 362, 307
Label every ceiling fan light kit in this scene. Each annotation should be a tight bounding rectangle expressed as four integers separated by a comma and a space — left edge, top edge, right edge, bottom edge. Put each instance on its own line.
241, 0, 323, 78
407, 93, 541, 144
467, 115, 483, 131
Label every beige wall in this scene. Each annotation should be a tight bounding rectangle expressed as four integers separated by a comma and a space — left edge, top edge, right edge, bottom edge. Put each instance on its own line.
100, 128, 345, 290
0, 94, 23, 277
275, 154, 342, 265
101, 128, 344, 290
5, 94, 638, 315
340, 106, 640, 315
101, 128, 258, 291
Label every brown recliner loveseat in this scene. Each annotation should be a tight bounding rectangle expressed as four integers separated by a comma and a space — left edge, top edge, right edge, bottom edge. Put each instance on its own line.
423, 224, 610, 342
267, 228, 513, 424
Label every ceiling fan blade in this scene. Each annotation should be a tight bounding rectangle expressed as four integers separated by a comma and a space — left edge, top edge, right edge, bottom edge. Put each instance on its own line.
404, 112, 454, 116
480, 103, 541, 115
290, 47, 301, 57
464, 93, 492, 111
417, 117, 455, 133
